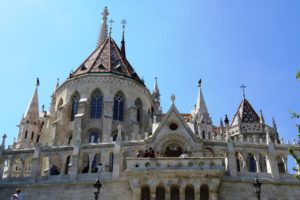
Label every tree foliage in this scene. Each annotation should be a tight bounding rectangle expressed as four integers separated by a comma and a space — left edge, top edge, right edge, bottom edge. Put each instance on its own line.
288, 71, 300, 179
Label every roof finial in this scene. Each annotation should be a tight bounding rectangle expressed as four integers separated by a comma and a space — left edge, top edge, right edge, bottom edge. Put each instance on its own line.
198, 79, 202, 87
259, 109, 265, 124
170, 94, 176, 105
121, 19, 127, 57
240, 84, 247, 99
36, 77, 40, 87
109, 19, 114, 37
56, 78, 59, 89
97, 6, 109, 47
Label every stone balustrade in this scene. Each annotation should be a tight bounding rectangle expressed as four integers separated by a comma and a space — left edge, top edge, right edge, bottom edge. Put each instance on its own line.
126, 157, 224, 171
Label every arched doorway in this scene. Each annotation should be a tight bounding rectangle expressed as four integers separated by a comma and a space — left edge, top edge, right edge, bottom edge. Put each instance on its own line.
185, 185, 195, 200
141, 185, 150, 200
156, 185, 165, 200
200, 184, 209, 200
164, 143, 183, 157
170, 185, 180, 200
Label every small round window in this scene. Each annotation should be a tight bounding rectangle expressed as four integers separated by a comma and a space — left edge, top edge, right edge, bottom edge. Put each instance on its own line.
169, 123, 178, 130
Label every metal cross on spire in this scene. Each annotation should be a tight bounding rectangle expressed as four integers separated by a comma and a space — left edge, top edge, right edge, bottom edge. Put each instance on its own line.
121, 19, 127, 31
240, 84, 247, 99
109, 19, 114, 36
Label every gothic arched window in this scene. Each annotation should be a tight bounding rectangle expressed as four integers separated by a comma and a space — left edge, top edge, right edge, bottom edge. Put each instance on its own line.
90, 89, 103, 119
277, 155, 286, 173
70, 93, 80, 121
135, 98, 142, 123
113, 92, 124, 121
248, 153, 257, 172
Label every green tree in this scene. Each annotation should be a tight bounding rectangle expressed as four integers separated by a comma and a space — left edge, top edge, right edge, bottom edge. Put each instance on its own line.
288, 71, 300, 179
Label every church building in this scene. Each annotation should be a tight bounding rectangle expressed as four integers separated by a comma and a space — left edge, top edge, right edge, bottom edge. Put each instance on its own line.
1, 7, 300, 200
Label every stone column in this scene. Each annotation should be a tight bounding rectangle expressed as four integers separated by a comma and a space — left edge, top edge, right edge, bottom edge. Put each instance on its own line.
50, 123, 57, 146
69, 141, 80, 180
210, 190, 218, 200
30, 157, 39, 179
180, 186, 185, 200
267, 142, 279, 180
226, 138, 237, 176
195, 184, 200, 200
255, 154, 261, 173
20, 156, 26, 177
112, 142, 122, 178
132, 190, 140, 200
150, 185, 156, 200
102, 100, 113, 142
284, 156, 288, 174
47, 156, 53, 176
31, 144, 40, 179
165, 186, 170, 200
7, 155, 13, 178
0, 157, 5, 180
89, 153, 95, 173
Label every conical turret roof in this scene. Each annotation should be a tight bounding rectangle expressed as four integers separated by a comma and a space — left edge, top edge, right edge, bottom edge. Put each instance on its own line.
231, 98, 260, 126
24, 85, 39, 123
195, 81, 209, 115
70, 37, 144, 85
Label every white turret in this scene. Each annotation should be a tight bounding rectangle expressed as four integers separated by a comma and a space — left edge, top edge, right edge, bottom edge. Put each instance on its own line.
16, 79, 42, 149
192, 79, 213, 139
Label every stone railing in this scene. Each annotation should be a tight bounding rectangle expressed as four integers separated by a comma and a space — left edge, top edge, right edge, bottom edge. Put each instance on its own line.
126, 157, 224, 171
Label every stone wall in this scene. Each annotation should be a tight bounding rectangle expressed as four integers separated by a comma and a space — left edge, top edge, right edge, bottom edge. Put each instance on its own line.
0, 180, 133, 200
219, 178, 300, 200
1, 177, 300, 200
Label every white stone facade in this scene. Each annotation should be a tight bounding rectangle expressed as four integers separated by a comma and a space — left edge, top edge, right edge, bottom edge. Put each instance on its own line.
1, 7, 300, 200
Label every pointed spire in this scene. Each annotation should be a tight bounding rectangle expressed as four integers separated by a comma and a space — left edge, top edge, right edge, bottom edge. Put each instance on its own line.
152, 77, 160, 101
196, 79, 208, 115
56, 78, 59, 90
1, 133, 7, 149
121, 19, 127, 58
24, 79, 40, 123
259, 109, 265, 124
224, 115, 229, 126
170, 94, 176, 105
97, 6, 109, 47
272, 117, 277, 131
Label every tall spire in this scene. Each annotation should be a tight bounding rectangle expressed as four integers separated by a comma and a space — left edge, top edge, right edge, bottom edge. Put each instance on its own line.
97, 6, 109, 47
195, 79, 208, 115
121, 19, 127, 57
152, 77, 161, 115
153, 77, 159, 94
272, 117, 277, 131
24, 79, 40, 123
259, 109, 265, 124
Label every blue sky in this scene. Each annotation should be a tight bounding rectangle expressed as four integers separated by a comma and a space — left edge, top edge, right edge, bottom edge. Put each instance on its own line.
0, 1, 299, 167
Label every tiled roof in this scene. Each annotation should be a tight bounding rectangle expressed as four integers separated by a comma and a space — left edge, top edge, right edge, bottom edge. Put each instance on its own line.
231, 98, 260, 126
70, 37, 144, 85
